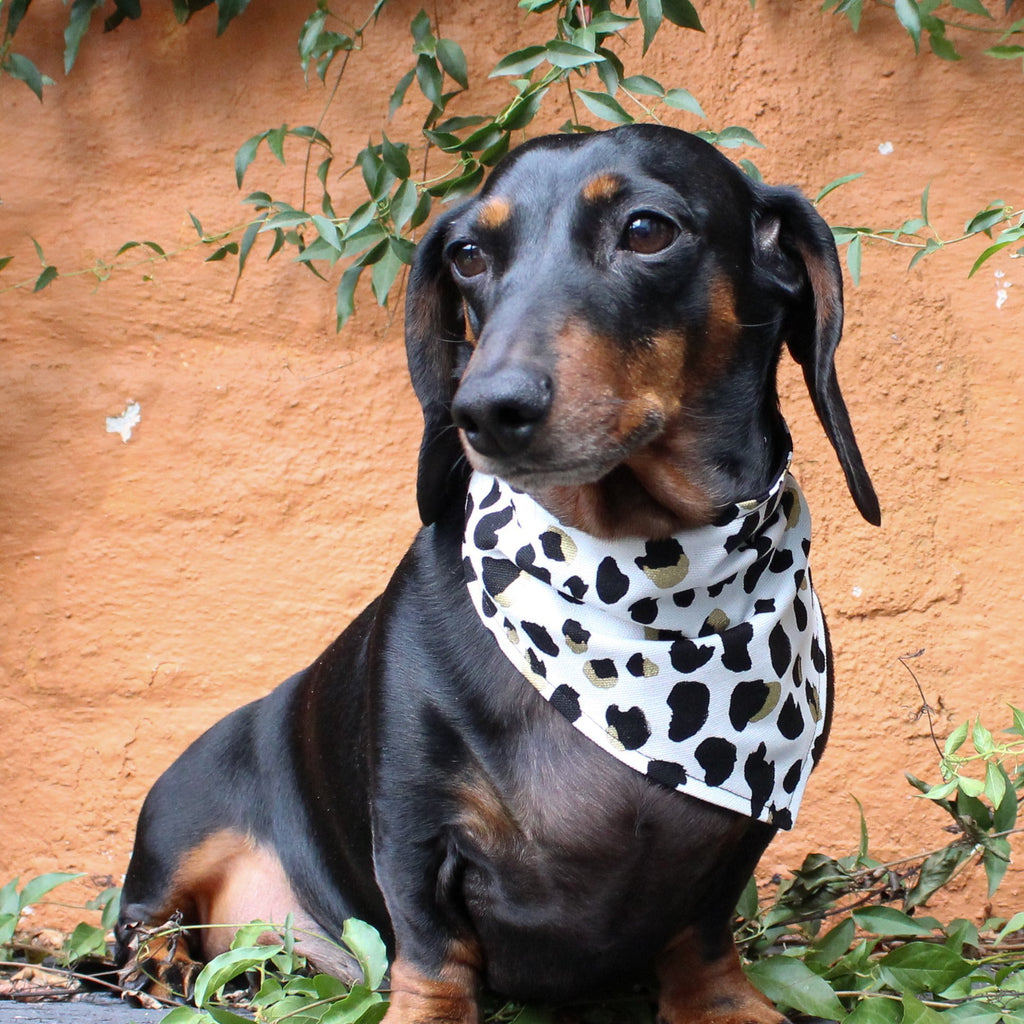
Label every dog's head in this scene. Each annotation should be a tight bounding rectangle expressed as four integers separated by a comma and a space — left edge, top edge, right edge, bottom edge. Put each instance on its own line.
406, 124, 879, 536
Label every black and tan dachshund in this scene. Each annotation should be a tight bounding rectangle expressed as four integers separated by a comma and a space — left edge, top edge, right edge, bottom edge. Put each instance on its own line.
117, 124, 879, 1024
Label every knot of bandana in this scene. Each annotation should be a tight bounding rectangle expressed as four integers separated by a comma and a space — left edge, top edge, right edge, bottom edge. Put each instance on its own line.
461, 465, 828, 829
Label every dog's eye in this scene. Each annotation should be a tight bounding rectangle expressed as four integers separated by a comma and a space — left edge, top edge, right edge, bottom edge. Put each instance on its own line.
452, 243, 487, 278
622, 214, 678, 255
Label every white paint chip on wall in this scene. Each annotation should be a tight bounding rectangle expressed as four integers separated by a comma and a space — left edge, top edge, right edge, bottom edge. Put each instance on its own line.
106, 401, 141, 442
878, 141, 894, 155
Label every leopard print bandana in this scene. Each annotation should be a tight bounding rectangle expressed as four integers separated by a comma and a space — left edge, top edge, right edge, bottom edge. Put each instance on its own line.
462, 463, 828, 829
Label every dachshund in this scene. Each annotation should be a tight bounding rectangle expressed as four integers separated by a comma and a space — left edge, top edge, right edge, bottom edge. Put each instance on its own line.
117, 124, 879, 1024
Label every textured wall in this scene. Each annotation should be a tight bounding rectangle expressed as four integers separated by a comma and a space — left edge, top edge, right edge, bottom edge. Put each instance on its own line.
1, 0, 1020, 922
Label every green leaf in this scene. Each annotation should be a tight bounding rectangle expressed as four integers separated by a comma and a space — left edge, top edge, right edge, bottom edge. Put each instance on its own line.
853, 906, 935, 937
905, 843, 972, 909
0, 256, 13, 273
662, 0, 704, 31
846, 233, 863, 285
972, 718, 995, 757
19, 872, 82, 909
951, 0, 992, 16
389, 68, 416, 118
576, 89, 634, 124
984, 759, 1007, 809
490, 45, 547, 77
743, 956, 845, 1019
992, 765, 1018, 833
816, 172, 864, 203
436, 38, 468, 88
336, 263, 364, 329
985, 44, 1024, 58
499, 87, 547, 131
311, 214, 342, 252
321, 984, 385, 1024
34, 265, 58, 291
806, 916, 855, 967
739, 159, 762, 181
415, 54, 443, 107
621, 74, 665, 97
900, 992, 947, 1024
3, 52, 50, 101
390, 179, 421, 231
586, 12, 637, 33
663, 87, 705, 117
638, 0, 663, 53
193, 944, 283, 1007
381, 134, 411, 179
995, 910, 1024, 943
845, 994, 902, 1024
188, 211, 206, 240
982, 836, 1011, 896
342, 919, 389, 990
894, 0, 922, 52
6, 0, 33, 36
65, 921, 107, 962
878, 941, 974, 994
908, 236, 942, 270
944, 720, 969, 757
956, 775, 985, 799
215, 0, 251, 36
714, 125, 764, 148
204, 242, 238, 262
64, 0, 100, 75
262, 209, 312, 231
544, 41, 605, 69
159, 1008, 211, 1024
920, 778, 958, 801
734, 875, 759, 922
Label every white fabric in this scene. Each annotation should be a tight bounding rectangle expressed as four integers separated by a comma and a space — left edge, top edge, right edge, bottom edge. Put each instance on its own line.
461, 464, 828, 829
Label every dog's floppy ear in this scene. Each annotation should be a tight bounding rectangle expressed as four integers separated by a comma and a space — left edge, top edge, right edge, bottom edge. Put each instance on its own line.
754, 186, 881, 526
404, 203, 471, 526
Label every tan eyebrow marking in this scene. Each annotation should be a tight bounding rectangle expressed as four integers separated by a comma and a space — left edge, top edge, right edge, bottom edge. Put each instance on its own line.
581, 173, 626, 204
476, 197, 513, 230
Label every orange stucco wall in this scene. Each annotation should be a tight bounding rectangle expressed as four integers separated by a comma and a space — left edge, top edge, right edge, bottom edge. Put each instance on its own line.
1, 0, 1021, 926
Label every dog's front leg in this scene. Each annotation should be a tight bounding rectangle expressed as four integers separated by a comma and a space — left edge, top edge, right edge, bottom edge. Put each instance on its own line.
385, 945, 481, 1024
656, 925, 787, 1024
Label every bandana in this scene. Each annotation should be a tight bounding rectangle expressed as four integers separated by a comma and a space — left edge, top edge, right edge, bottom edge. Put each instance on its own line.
461, 463, 828, 829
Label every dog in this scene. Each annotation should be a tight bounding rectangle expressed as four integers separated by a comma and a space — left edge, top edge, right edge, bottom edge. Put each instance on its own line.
116, 124, 879, 1024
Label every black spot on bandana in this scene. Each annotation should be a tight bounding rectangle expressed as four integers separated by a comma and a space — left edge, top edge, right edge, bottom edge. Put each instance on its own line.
782, 760, 802, 794
647, 760, 687, 788
596, 556, 630, 604
521, 620, 559, 658
770, 806, 793, 830
606, 705, 651, 749
667, 680, 710, 741
754, 598, 775, 614
781, 488, 795, 521
626, 652, 650, 677
540, 529, 571, 561
811, 635, 827, 674
526, 648, 546, 678
585, 659, 618, 685
550, 684, 581, 722
769, 548, 794, 574
769, 621, 792, 676
481, 556, 521, 600
673, 589, 696, 608
562, 619, 590, 649
724, 513, 759, 553
515, 544, 551, 585
480, 478, 502, 508
793, 592, 808, 631
729, 679, 771, 732
474, 506, 514, 550
668, 638, 715, 673
563, 576, 588, 602
695, 737, 737, 787
462, 555, 477, 583
707, 573, 737, 598
629, 597, 659, 624
777, 695, 805, 740
720, 622, 754, 673
745, 742, 775, 820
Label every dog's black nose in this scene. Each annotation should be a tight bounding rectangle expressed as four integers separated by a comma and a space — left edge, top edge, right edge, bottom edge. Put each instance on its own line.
452, 368, 553, 457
